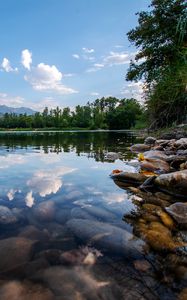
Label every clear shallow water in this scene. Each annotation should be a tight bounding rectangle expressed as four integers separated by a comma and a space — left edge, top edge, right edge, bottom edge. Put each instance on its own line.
0, 131, 182, 299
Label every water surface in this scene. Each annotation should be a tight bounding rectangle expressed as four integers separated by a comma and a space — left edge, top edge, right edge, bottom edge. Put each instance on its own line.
0, 131, 183, 299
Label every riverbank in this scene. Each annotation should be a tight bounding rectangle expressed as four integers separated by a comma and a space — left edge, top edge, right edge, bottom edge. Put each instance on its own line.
110, 134, 187, 298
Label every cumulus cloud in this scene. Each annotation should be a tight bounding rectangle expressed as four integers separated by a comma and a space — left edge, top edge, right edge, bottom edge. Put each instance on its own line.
82, 47, 95, 54
1, 58, 18, 72
27, 166, 77, 197
72, 54, 80, 59
24, 63, 78, 94
7, 189, 18, 201
0, 93, 24, 107
25, 191, 35, 207
21, 49, 32, 70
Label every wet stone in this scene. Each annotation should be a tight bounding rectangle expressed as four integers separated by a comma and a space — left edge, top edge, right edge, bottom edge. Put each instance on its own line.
32, 201, 56, 222
0, 280, 54, 300
0, 206, 18, 225
166, 203, 187, 227
0, 237, 36, 273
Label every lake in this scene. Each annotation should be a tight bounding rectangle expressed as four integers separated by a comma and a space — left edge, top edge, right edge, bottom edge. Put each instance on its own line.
0, 131, 184, 300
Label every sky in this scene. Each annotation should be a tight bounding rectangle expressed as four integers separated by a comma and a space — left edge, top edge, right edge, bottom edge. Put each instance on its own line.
0, 0, 151, 111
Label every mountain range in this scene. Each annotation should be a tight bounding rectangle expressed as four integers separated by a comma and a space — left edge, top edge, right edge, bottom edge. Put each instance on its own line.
0, 105, 36, 115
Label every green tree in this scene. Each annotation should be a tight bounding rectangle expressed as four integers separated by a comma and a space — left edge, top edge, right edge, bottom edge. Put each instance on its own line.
126, 0, 187, 128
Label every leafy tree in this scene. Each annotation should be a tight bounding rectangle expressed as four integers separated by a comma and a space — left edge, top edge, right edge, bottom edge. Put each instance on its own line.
126, 0, 187, 128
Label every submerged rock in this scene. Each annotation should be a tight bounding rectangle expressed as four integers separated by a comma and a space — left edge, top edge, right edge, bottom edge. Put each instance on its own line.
61, 246, 102, 265
104, 152, 122, 161
0, 237, 35, 273
137, 221, 183, 252
166, 203, 187, 227
66, 218, 144, 256
36, 266, 120, 300
155, 170, 187, 197
32, 200, 56, 222
0, 280, 54, 300
0, 206, 18, 225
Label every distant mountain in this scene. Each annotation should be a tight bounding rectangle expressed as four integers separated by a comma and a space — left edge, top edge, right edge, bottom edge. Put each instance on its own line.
0, 105, 36, 115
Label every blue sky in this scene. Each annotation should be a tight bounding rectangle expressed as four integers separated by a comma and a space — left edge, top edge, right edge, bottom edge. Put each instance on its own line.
0, 0, 151, 111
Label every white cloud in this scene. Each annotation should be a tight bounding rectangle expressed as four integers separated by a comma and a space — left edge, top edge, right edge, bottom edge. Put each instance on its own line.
90, 92, 99, 96
24, 63, 78, 94
72, 54, 80, 59
0, 93, 24, 107
7, 189, 17, 201
86, 63, 104, 73
21, 49, 32, 70
86, 51, 135, 73
0, 154, 26, 169
27, 166, 77, 197
121, 81, 144, 102
82, 47, 95, 54
103, 51, 133, 66
1, 58, 18, 72
25, 191, 35, 207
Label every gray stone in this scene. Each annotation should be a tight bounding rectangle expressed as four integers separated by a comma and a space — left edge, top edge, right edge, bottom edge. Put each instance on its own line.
0, 206, 18, 225
144, 136, 156, 145
66, 219, 144, 256
0, 237, 36, 273
32, 200, 56, 222
166, 202, 187, 225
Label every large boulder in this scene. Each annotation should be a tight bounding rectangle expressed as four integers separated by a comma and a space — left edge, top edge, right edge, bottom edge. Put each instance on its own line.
110, 172, 146, 186
140, 158, 170, 174
144, 136, 156, 145
0, 206, 18, 225
32, 200, 56, 222
166, 203, 187, 227
66, 218, 144, 257
130, 144, 151, 153
175, 138, 187, 149
143, 150, 168, 161
0, 237, 36, 273
154, 170, 187, 197
0, 280, 54, 300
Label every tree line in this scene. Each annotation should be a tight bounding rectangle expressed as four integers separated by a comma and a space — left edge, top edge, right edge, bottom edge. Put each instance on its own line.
0, 97, 144, 130
126, 0, 187, 129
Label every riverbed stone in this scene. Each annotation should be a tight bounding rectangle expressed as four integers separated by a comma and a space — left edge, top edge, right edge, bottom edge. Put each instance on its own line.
166, 203, 187, 227
66, 218, 144, 256
140, 158, 170, 174
0, 237, 36, 273
130, 144, 151, 153
0, 280, 54, 300
111, 172, 147, 186
144, 136, 156, 145
32, 200, 56, 222
0, 206, 18, 225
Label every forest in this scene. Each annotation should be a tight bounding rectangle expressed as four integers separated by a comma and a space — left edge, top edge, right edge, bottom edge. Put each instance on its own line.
0, 98, 144, 130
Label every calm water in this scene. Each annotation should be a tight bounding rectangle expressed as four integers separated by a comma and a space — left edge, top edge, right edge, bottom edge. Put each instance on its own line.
0, 131, 183, 299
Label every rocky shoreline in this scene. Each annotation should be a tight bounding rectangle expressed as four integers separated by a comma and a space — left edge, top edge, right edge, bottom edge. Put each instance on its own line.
110, 135, 187, 299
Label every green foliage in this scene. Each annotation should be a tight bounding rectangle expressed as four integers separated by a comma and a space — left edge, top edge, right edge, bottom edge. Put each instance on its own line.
126, 0, 187, 128
0, 97, 144, 130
